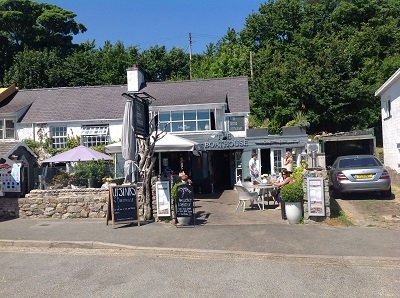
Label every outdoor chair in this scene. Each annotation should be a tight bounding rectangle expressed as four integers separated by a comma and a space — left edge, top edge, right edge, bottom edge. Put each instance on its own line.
234, 184, 261, 212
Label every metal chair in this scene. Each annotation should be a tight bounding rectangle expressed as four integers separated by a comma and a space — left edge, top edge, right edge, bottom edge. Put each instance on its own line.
234, 184, 261, 211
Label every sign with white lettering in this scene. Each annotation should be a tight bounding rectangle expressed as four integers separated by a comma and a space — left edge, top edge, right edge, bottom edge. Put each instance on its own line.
175, 184, 194, 218
0, 157, 21, 193
204, 131, 248, 150
307, 177, 325, 216
228, 116, 245, 131
107, 185, 139, 226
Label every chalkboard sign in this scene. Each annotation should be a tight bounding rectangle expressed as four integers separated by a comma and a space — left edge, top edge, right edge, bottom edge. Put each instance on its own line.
107, 185, 140, 227
175, 184, 194, 218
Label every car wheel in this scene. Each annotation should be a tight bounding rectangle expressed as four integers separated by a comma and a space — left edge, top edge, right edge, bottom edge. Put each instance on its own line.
332, 188, 341, 199
381, 187, 392, 198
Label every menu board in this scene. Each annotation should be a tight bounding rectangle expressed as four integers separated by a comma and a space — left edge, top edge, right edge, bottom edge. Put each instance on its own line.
0, 157, 21, 193
107, 185, 139, 226
175, 184, 194, 218
156, 181, 171, 217
307, 177, 325, 216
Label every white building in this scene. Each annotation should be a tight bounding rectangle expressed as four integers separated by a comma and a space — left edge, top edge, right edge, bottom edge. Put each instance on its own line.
375, 68, 400, 173
1, 66, 308, 193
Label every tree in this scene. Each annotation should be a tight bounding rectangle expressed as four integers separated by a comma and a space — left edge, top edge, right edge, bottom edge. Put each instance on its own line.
0, 0, 86, 81
3, 48, 64, 88
136, 114, 166, 220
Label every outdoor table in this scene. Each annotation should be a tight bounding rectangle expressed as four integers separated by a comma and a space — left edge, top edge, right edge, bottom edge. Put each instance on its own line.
252, 183, 278, 210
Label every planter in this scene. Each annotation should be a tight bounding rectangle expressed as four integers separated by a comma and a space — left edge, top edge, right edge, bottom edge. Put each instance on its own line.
177, 216, 192, 225
285, 202, 302, 224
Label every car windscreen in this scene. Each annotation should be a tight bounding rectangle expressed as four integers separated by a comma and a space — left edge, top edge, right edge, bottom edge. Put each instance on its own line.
338, 157, 381, 168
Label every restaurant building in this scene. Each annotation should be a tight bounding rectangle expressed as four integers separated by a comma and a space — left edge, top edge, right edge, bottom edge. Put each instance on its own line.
1, 66, 308, 195
118, 66, 308, 193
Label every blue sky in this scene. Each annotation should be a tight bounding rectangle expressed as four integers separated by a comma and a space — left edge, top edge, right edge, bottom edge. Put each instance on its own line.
37, 0, 266, 54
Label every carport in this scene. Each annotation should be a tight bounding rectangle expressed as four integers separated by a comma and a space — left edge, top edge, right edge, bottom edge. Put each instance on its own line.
319, 129, 376, 167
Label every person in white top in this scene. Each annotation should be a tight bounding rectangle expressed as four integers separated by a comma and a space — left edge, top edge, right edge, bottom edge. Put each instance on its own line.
284, 151, 293, 173
248, 153, 259, 185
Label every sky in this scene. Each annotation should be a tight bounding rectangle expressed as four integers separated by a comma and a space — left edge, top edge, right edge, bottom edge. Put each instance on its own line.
37, 0, 266, 54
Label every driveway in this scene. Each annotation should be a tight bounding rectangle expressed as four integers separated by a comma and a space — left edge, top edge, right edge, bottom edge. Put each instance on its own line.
335, 186, 400, 229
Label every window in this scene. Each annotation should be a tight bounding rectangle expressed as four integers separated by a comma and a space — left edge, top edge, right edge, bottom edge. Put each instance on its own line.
384, 99, 392, 119
81, 125, 109, 147
51, 126, 67, 148
159, 109, 212, 132
273, 149, 283, 174
0, 119, 15, 139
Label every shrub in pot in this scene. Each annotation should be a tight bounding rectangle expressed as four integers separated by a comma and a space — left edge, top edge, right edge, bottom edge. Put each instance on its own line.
280, 182, 304, 224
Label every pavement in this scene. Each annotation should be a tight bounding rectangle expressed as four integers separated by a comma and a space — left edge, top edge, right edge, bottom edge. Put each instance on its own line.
1, 190, 400, 260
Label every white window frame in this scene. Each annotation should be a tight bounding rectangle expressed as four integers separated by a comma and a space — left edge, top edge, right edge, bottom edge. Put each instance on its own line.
159, 109, 211, 132
0, 118, 15, 139
81, 125, 109, 147
51, 126, 67, 148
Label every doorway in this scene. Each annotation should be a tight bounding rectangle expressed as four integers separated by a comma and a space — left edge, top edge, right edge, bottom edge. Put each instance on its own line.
260, 149, 271, 174
212, 150, 232, 191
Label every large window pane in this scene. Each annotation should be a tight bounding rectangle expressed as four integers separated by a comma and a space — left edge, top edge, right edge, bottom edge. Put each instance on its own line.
197, 110, 209, 120
172, 122, 184, 131
160, 121, 171, 132
185, 121, 196, 131
197, 120, 210, 130
159, 112, 170, 122
184, 110, 196, 120
171, 111, 183, 121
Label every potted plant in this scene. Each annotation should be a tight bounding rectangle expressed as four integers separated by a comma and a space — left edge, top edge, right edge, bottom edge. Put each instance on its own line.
171, 181, 191, 225
280, 182, 304, 224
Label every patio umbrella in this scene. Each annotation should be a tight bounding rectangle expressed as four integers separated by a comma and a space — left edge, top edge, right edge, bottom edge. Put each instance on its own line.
42, 145, 112, 163
121, 97, 136, 183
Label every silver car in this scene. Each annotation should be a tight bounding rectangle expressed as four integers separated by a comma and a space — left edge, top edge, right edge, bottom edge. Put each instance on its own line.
329, 155, 391, 198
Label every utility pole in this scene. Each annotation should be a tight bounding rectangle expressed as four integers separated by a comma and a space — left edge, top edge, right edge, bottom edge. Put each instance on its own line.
189, 32, 192, 80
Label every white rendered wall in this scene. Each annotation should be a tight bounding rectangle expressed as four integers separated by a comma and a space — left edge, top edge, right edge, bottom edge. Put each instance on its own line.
380, 79, 400, 173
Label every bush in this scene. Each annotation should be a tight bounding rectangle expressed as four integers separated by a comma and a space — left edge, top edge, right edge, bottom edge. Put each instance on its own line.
171, 182, 183, 201
71, 160, 112, 187
281, 182, 304, 202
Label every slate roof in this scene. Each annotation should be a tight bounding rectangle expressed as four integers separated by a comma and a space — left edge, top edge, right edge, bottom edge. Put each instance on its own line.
142, 76, 250, 113
15, 76, 249, 123
0, 91, 33, 115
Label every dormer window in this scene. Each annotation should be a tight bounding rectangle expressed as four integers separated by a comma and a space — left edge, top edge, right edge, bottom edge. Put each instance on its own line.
0, 119, 15, 139
159, 109, 212, 132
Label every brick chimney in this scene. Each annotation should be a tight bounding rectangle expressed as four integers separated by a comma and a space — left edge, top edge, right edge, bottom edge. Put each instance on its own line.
127, 64, 145, 92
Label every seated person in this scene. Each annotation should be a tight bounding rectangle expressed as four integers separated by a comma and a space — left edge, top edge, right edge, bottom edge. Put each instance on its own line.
179, 171, 192, 185
272, 169, 293, 210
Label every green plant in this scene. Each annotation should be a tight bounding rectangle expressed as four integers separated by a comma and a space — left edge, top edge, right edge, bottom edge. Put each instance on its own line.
281, 182, 304, 202
285, 111, 310, 127
71, 160, 112, 187
171, 182, 183, 201
291, 162, 306, 183
243, 176, 251, 182
52, 171, 71, 187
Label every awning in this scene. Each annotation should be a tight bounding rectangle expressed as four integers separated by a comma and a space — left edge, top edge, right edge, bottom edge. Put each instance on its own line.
105, 134, 198, 154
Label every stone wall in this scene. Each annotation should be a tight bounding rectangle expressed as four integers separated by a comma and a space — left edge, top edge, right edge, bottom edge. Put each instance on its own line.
303, 168, 331, 220
18, 189, 110, 219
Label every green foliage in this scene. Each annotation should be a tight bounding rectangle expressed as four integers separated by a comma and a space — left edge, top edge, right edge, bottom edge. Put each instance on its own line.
171, 182, 183, 201
285, 111, 310, 127
71, 160, 112, 188
280, 182, 304, 202
291, 162, 306, 183
52, 171, 71, 187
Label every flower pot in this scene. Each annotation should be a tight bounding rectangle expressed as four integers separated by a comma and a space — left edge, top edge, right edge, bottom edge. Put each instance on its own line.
284, 202, 302, 224
177, 216, 192, 225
